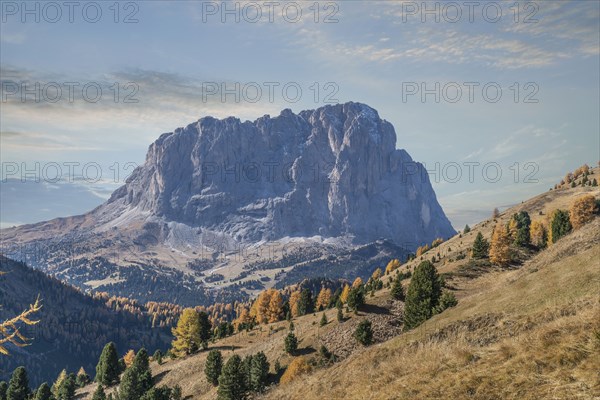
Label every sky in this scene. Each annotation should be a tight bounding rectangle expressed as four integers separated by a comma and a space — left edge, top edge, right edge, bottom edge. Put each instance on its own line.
1, 0, 599, 229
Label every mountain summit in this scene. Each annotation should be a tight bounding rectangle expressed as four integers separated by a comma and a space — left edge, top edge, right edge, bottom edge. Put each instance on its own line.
1, 102, 454, 304
108, 102, 454, 244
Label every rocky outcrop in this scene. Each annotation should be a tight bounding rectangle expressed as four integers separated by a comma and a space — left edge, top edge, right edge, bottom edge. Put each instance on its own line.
106, 102, 455, 246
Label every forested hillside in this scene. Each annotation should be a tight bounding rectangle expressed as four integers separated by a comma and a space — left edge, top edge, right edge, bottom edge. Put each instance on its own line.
0, 256, 171, 386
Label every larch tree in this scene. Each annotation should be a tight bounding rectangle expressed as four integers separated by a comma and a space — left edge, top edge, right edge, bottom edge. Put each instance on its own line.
339, 285, 351, 304
351, 277, 363, 289
280, 357, 311, 384
489, 224, 511, 266
385, 259, 401, 275
51, 370, 67, 398
315, 288, 332, 311
288, 290, 302, 318
123, 350, 136, 368
570, 195, 597, 229
171, 308, 202, 356
529, 220, 548, 248
267, 290, 284, 323
0, 296, 41, 355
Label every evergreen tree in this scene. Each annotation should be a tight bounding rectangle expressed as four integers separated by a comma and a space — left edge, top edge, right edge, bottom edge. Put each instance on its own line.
92, 385, 106, 400
153, 350, 163, 365
297, 289, 314, 316
0, 382, 7, 400
96, 342, 120, 386
336, 306, 344, 322
239, 355, 253, 393
403, 261, 442, 330
51, 370, 67, 398
284, 331, 298, 354
433, 291, 458, 314
390, 275, 405, 301
249, 352, 269, 393
139, 387, 172, 400
550, 209, 572, 243
75, 367, 91, 388
117, 348, 152, 400
353, 320, 373, 346
6, 366, 30, 400
204, 350, 223, 386
56, 374, 76, 400
463, 224, 471, 233
347, 286, 365, 312
217, 355, 244, 400
171, 309, 202, 356
320, 313, 328, 327
33, 383, 52, 400
198, 311, 212, 350
471, 232, 489, 259
512, 211, 531, 246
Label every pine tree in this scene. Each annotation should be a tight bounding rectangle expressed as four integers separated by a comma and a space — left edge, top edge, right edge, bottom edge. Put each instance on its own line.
320, 312, 328, 327
8, 367, 31, 400
463, 224, 471, 233
33, 383, 52, 400
434, 291, 458, 314
489, 224, 511, 266
92, 385, 106, 400
297, 289, 314, 316
239, 355, 253, 393
249, 352, 269, 393
0, 382, 7, 400
471, 232, 489, 259
153, 350, 163, 365
96, 342, 120, 386
353, 320, 373, 346
56, 373, 76, 400
550, 209, 572, 244
492, 208, 500, 218
347, 286, 365, 312
336, 306, 344, 322
198, 311, 212, 349
403, 261, 442, 330
284, 331, 298, 354
118, 349, 152, 400
51, 370, 67, 398
217, 355, 244, 400
511, 211, 531, 246
171, 309, 202, 357
391, 275, 405, 301
75, 367, 91, 388
204, 350, 223, 386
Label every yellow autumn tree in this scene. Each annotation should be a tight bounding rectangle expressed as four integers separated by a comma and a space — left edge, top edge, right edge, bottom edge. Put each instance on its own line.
340, 285, 351, 304
508, 218, 519, 241
371, 268, 382, 280
280, 356, 312, 384
385, 259, 401, 275
289, 290, 302, 317
123, 349, 135, 367
569, 195, 597, 229
171, 308, 201, 356
233, 306, 252, 330
267, 290, 284, 323
0, 294, 41, 355
352, 277, 363, 289
529, 220, 547, 248
489, 224, 511, 266
51, 369, 67, 397
250, 290, 271, 324
315, 288, 332, 311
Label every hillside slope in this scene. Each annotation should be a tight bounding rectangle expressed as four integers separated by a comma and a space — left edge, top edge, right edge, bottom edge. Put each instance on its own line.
0, 256, 171, 386
76, 180, 599, 399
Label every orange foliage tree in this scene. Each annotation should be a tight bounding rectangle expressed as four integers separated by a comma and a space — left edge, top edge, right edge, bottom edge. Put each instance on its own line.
489, 224, 511, 266
569, 195, 597, 229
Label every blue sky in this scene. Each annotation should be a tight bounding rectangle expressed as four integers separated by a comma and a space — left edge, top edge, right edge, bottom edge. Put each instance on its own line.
1, 0, 599, 229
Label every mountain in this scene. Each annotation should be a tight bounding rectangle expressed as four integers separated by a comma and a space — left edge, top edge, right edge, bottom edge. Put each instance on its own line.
0, 256, 171, 386
0, 102, 454, 305
75, 168, 600, 400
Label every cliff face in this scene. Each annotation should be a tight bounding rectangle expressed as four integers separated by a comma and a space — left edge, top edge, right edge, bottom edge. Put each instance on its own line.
108, 102, 455, 246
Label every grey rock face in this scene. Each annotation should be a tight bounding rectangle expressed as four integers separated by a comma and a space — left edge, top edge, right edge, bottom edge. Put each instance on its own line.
107, 102, 455, 246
